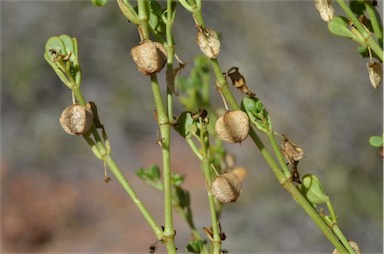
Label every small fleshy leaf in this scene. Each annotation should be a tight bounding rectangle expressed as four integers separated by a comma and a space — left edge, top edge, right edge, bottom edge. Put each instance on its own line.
299, 174, 329, 205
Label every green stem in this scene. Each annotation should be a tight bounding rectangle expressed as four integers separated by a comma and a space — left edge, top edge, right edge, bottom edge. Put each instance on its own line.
192, 12, 350, 253
166, 0, 176, 121
105, 155, 164, 239
200, 122, 221, 254
150, 75, 176, 254
335, 0, 383, 61
137, 0, 150, 40
365, 1, 383, 48
332, 224, 356, 254
267, 132, 291, 178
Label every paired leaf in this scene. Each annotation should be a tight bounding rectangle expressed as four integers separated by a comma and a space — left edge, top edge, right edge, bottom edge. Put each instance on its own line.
241, 97, 272, 134
174, 112, 198, 139
299, 174, 329, 205
185, 240, 205, 254
44, 35, 81, 88
328, 16, 356, 39
136, 165, 163, 190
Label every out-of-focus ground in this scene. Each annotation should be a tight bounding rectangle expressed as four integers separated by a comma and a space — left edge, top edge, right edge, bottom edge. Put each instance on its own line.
1, 1, 383, 253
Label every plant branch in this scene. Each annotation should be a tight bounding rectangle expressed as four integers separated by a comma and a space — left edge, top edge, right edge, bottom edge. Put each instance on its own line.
335, 0, 383, 61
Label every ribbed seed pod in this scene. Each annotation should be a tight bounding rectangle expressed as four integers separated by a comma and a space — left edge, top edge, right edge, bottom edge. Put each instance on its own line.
314, 0, 334, 22
60, 104, 94, 135
210, 172, 242, 203
196, 26, 220, 59
367, 61, 382, 89
131, 40, 167, 75
215, 110, 249, 143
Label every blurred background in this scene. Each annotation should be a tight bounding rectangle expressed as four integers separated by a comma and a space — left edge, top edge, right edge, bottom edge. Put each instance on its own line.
1, 1, 383, 253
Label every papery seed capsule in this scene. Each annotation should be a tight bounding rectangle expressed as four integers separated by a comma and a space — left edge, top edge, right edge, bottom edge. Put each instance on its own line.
367, 61, 382, 89
210, 172, 242, 203
196, 26, 220, 59
60, 104, 94, 135
131, 40, 167, 75
314, 0, 334, 22
215, 110, 249, 143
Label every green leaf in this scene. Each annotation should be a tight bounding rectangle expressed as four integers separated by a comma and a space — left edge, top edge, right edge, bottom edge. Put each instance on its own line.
185, 239, 205, 253
148, 0, 166, 34
172, 173, 185, 186
328, 16, 356, 39
136, 165, 163, 190
369, 136, 384, 147
350, 0, 366, 16
174, 112, 197, 139
241, 97, 272, 133
173, 186, 190, 209
91, 0, 109, 7
299, 174, 329, 205
357, 44, 369, 58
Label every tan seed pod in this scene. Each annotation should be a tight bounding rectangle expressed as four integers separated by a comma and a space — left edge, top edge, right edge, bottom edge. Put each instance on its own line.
367, 61, 382, 89
60, 104, 94, 135
196, 26, 220, 59
230, 167, 247, 182
315, 0, 334, 22
215, 110, 249, 143
131, 40, 167, 75
210, 172, 242, 203
280, 135, 304, 164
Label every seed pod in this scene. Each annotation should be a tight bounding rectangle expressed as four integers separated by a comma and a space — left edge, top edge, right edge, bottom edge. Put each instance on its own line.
231, 167, 247, 182
314, 0, 334, 22
60, 104, 94, 135
210, 172, 242, 203
227, 67, 256, 97
131, 40, 167, 75
196, 26, 220, 59
215, 110, 249, 143
367, 61, 382, 89
280, 135, 304, 165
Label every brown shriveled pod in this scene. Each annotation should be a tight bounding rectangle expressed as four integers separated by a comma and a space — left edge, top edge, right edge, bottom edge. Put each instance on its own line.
215, 110, 249, 143
196, 26, 220, 59
60, 104, 94, 135
367, 61, 382, 89
210, 172, 242, 203
131, 40, 167, 75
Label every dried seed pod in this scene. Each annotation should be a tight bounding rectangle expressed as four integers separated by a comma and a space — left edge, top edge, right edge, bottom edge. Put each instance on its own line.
210, 172, 242, 203
227, 67, 256, 97
196, 26, 220, 59
280, 135, 304, 164
314, 0, 334, 22
230, 167, 247, 182
367, 61, 382, 89
215, 110, 249, 143
131, 40, 167, 75
60, 104, 94, 135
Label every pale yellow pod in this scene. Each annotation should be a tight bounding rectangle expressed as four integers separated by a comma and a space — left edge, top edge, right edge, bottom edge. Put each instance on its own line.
196, 27, 220, 59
